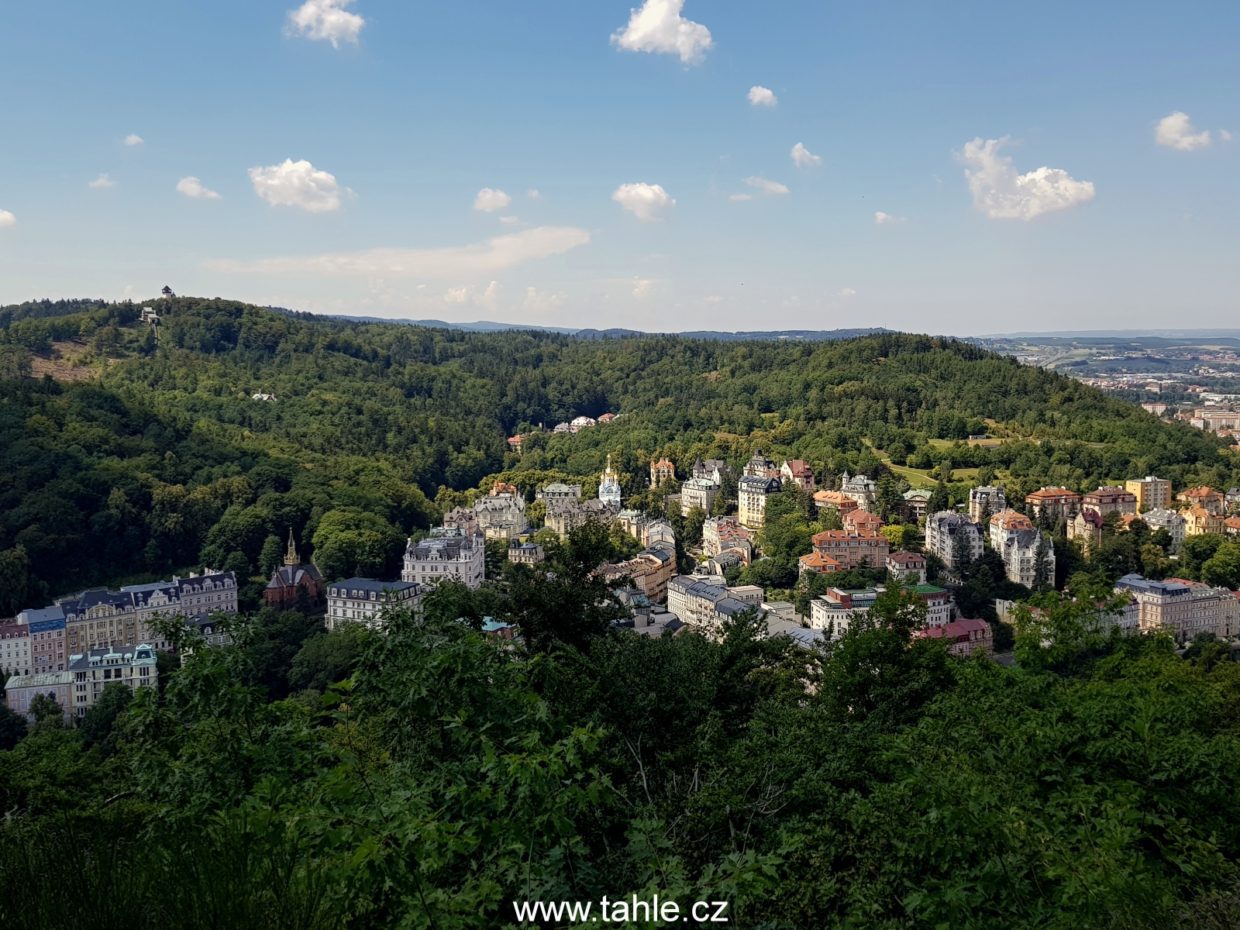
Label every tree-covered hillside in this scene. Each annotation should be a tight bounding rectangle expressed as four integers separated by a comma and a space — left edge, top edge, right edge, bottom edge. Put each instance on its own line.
1, 295, 1236, 609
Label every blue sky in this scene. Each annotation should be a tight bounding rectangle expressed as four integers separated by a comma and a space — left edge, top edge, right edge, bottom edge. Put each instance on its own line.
0, 0, 1237, 334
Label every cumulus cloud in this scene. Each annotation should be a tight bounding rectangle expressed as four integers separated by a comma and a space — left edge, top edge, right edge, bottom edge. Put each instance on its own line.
957, 137, 1095, 221
88, 173, 116, 190
1222, 129, 1234, 143
612, 182, 675, 221
838, 288, 857, 298
286, 0, 364, 47
874, 211, 905, 225
208, 226, 591, 278
744, 176, 790, 196
499, 215, 521, 226
176, 176, 222, 200
611, 0, 712, 66
444, 280, 499, 309
522, 286, 566, 313
0, 210, 15, 228
1155, 111, 1212, 151
249, 159, 342, 212
790, 142, 822, 169
124, 134, 144, 146
748, 85, 777, 107
632, 277, 656, 299
474, 187, 512, 212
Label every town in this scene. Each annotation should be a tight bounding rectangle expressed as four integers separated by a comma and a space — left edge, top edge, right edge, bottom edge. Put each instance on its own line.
7, 427, 1239, 721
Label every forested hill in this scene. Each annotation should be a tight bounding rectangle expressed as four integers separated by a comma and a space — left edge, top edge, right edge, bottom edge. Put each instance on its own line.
0, 295, 1236, 609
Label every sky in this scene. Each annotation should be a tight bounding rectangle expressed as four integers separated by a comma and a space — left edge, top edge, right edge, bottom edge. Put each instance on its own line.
0, 0, 1237, 335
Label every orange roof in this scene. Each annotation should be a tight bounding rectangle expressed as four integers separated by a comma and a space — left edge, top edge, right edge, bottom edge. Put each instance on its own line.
1026, 487, 1081, 501
813, 490, 859, 511
990, 509, 1034, 530
1188, 505, 1216, 519
1180, 485, 1220, 499
490, 481, 518, 496
1224, 516, 1240, 531
799, 551, 843, 573
844, 511, 883, 530
652, 457, 674, 468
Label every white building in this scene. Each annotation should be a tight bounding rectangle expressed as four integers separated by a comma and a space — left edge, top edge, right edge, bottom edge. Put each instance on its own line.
1115, 574, 1240, 642
667, 576, 764, 634
0, 623, 32, 678
326, 578, 422, 631
401, 530, 485, 590
680, 477, 720, 515
924, 512, 983, 570
738, 475, 781, 530
65, 643, 158, 719
810, 587, 880, 640
998, 529, 1055, 588
839, 472, 878, 511
1142, 508, 1187, 552
598, 456, 623, 509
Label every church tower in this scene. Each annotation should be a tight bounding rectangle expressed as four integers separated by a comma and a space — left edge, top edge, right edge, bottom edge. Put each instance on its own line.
283, 528, 300, 566
599, 454, 623, 508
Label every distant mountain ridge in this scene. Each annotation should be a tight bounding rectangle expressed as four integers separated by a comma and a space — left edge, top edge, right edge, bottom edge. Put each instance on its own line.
313, 312, 892, 342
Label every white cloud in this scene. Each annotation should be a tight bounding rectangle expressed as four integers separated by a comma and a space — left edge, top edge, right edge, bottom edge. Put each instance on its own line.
527, 188, 542, 201
1222, 129, 1234, 143
744, 176, 790, 196
0, 210, 15, 228
790, 142, 822, 169
499, 215, 521, 226
176, 176, 222, 200
249, 159, 342, 212
522, 286, 566, 313
611, 0, 712, 66
124, 134, 144, 146
286, 0, 364, 47
88, 173, 116, 190
1155, 111, 1212, 151
632, 277, 656, 299
728, 193, 753, 202
748, 85, 777, 107
208, 226, 591, 278
874, 211, 905, 225
444, 280, 500, 309
957, 137, 1095, 221
474, 187, 512, 212
612, 182, 675, 221
838, 288, 857, 298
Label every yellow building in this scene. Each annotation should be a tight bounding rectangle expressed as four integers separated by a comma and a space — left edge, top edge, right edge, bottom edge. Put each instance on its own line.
1125, 476, 1172, 512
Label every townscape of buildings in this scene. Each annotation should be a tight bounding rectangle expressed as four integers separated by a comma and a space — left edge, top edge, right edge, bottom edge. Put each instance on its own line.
7, 435, 1240, 722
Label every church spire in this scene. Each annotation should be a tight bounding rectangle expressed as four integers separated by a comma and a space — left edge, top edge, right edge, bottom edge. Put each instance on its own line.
284, 528, 300, 566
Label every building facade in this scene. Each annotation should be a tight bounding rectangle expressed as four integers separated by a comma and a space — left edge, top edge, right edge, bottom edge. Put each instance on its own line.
968, 486, 1007, 523
1082, 487, 1138, 518
808, 530, 890, 570
326, 578, 422, 631
1125, 476, 1172, 512
667, 576, 765, 634
924, 512, 983, 570
680, 477, 720, 515
263, 531, 324, 611
1115, 574, 1240, 642
66, 643, 158, 719
738, 475, 781, 530
0, 623, 32, 678
402, 530, 485, 590
1025, 487, 1082, 524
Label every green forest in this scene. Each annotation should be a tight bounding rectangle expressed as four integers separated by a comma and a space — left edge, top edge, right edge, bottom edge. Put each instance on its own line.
4, 297, 1240, 927
4, 559, 1240, 929
1, 295, 1237, 613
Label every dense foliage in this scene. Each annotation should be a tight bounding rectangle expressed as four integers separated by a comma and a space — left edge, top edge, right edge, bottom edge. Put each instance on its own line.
3, 574, 1240, 928
2, 296, 1236, 611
